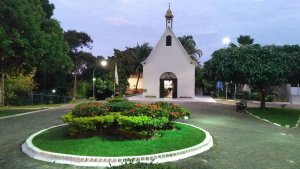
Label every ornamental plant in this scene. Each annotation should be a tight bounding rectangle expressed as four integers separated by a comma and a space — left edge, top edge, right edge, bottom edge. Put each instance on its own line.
106, 97, 128, 103
62, 100, 192, 139
72, 101, 109, 117
152, 102, 191, 120
106, 101, 135, 112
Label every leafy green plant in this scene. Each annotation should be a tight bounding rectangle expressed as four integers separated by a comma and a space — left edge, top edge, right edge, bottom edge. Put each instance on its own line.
250, 92, 260, 101
106, 97, 128, 103
118, 116, 168, 128
72, 101, 109, 117
266, 95, 274, 102
62, 112, 120, 137
152, 102, 191, 120
62, 101, 192, 139
106, 101, 135, 112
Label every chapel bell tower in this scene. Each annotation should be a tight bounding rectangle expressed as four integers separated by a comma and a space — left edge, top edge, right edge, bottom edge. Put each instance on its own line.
165, 4, 174, 29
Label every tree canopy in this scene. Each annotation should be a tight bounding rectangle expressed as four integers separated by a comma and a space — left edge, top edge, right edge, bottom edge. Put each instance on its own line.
204, 44, 300, 108
64, 30, 94, 99
0, 0, 72, 75
237, 35, 254, 46
178, 35, 202, 63
229, 35, 254, 48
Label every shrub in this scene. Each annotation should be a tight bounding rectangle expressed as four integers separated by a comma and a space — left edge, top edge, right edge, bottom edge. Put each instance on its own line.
152, 102, 191, 120
106, 97, 128, 103
118, 116, 168, 128
266, 95, 274, 102
124, 103, 169, 118
250, 93, 260, 101
117, 116, 168, 139
62, 101, 192, 139
72, 101, 108, 117
62, 112, 120, 137
106, 101, 135, 112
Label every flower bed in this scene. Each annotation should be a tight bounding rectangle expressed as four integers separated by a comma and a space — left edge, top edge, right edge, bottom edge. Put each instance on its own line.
62, 98, 191, 139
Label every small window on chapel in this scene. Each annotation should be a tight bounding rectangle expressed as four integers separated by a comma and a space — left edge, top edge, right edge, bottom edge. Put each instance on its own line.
166, 35, 172, 46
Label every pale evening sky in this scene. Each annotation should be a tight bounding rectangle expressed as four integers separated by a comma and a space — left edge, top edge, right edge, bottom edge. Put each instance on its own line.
50, 0, 300, 64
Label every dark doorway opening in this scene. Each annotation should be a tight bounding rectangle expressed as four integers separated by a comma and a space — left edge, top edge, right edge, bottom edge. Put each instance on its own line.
159, 72, 177, 98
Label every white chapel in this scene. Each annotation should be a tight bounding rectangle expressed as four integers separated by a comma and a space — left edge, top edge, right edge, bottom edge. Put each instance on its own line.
142, 6, 197, 98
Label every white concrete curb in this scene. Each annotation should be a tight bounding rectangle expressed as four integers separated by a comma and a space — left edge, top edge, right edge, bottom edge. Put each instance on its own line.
22, 122, 213, 167
246, 110, 300, 128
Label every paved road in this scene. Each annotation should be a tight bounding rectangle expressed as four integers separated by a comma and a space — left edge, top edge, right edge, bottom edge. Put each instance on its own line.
0, 103, 299, 169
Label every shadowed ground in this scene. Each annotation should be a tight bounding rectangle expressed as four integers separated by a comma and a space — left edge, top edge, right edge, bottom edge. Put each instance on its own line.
0, 102, 299, 169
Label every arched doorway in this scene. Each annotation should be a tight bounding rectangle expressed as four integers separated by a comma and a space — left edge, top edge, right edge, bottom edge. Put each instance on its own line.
160, 72, 177, 98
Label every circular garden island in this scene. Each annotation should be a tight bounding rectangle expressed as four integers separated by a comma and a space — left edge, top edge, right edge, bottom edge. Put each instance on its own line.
22, 98, 213, 167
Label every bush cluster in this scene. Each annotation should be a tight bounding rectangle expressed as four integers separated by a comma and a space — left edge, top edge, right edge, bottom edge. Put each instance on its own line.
249, 92, 274, 102
62, 100, 191, 139
72, 101, 109, 117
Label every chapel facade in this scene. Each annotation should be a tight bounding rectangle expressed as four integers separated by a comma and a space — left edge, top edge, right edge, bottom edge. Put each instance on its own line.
142, 6, 196, 98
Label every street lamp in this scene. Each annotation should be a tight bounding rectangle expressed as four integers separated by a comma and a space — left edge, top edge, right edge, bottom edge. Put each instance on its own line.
93, 60, 108, 99
50, 89, 56, 104
222, 37, 231, 47
221, 37, 231, 100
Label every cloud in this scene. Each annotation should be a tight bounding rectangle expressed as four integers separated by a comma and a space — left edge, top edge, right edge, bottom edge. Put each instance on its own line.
105, 16, 130, 26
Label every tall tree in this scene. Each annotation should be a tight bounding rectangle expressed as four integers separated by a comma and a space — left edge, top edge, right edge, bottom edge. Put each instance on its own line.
204, 44, 300, 109
6, 70, 36, 97
230, 35, 254, 47
0, 0, 71, 74
64, 30, 93, 99
237, 35, 254, 46
130, 43, 152, 93
113, 49, 131, 95
0, 0, 72, 98
40, 0, 55, 18
178, 35, 203, 63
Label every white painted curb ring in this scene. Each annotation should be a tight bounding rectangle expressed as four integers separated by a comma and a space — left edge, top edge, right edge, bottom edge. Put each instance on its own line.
22, 122, 213, 167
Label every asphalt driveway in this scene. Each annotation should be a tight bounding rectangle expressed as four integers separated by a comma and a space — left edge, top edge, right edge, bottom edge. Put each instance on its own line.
0, 102, 299, 169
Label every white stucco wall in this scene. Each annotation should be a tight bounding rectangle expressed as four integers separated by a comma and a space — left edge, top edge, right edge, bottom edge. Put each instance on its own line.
142, 28, 196, 98
128, 77, 143, 89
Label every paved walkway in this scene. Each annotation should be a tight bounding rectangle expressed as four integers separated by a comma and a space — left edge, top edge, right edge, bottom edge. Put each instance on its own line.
0, 102, 299, 169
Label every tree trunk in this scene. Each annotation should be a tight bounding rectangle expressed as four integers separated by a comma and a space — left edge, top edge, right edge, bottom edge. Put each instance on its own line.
73, 72, 77, 99
135, 72, 141, 94
260, 88, 266, 109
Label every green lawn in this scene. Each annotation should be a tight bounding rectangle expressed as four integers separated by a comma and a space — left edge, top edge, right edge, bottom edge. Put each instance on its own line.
0, 104, 65, 117
247, 107, 300, 128
32, 123, 206, 156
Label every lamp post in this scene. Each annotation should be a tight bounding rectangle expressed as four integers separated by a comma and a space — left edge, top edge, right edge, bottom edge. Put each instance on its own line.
222, 37, 231, 100
50, 89, 56, 104
92, 60, 107, 99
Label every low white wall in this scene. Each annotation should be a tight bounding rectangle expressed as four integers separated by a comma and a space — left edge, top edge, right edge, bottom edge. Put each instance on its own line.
291, 87, 300, 96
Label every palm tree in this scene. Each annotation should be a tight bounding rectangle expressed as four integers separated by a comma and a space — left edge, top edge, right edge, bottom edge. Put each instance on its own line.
131, 43, 152, 93
237, 35, 254, 46
178, 35, 203, 63
229, 35, 254, 48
